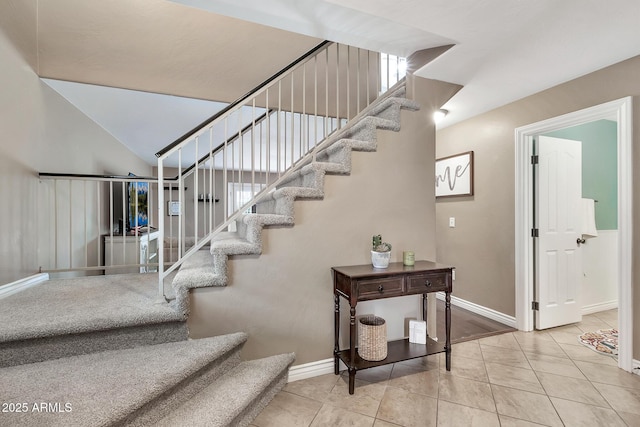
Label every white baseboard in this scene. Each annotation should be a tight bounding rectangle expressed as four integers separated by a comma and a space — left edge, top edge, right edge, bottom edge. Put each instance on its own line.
581, 300, 618, 315
0, 273, 49, 300
436, 292, 516, 328
289, 356, 640, 382
287, 296, 553, 383
288, 358, 346, 383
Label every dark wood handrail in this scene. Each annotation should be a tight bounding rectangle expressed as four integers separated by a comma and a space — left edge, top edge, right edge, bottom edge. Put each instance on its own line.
38, 172, 161, 181
155, 40, 332, 159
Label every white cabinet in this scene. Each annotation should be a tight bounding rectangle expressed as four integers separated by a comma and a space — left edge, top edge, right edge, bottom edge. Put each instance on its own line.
103, 231, 160, 274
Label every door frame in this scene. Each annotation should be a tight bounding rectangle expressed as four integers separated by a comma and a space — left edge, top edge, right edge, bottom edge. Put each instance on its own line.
515, 97, 633, 372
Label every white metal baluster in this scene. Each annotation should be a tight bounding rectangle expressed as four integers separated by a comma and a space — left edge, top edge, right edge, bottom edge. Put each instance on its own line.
313, 55, 317, 156
168, 183, 173, 262
357, 48, 361, 115
336, 44, 340, 130
265, 91, 270, 186
302, 63, 307, 154
121, 181, 127, 268
178, 149, 184, 258
325, 48, 329, 138
83, 180, 88, 268
367, 49, 371, 106
108, 182, 113, 271
209, 126, 214, 234
277, 82, 282, 176
251, 99, 256, 198
231, 121, 236, 217
347, 46, 351, 120
157, 161, 165, 300
290, 74, 294, 167
194, 136, 199, 246
97, 180, 101, 269
53, 180, 59, 269
68, 180, 72, 270
386, 53, 390, 93
238, 106, 243, 212
134, 180, 139, 270
223, 118, 228, 222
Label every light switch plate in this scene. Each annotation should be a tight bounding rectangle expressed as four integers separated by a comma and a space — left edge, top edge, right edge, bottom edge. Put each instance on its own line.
449, 217, 455, 227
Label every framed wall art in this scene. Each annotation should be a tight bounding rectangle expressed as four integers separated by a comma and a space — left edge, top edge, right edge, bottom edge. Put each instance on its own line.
167, 201, 181, 216
435, 151, 474, 198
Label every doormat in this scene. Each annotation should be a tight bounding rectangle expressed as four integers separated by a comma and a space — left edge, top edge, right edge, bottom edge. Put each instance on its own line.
578, 329, 618, 357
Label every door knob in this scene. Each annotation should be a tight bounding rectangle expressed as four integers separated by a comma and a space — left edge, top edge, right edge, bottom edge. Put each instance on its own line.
577, 237, 586, 246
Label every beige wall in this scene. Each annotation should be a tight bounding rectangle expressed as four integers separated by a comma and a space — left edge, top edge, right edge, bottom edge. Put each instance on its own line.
435, 55, 640, 359
0, 3, 151, 284
187, 77, 455, 363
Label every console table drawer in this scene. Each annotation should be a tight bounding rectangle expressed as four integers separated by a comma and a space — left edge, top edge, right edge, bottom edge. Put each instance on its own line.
406, 273, 448, 293
357, 277, 404, 300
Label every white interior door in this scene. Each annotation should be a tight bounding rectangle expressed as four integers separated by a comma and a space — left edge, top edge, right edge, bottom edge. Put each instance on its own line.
535, 135, 583, 329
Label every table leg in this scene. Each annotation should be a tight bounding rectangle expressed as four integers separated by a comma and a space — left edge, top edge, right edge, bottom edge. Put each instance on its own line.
422, 293, 428, 337
334, 293, 340, 375
348, 368, 356, 394
445, 291, 452, 371
349, 305, 356, 394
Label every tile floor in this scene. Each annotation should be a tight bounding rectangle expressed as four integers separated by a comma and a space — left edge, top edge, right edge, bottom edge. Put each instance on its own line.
252, 309, 640, 426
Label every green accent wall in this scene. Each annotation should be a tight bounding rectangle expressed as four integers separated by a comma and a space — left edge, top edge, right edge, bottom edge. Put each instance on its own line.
544, 120, 617, 230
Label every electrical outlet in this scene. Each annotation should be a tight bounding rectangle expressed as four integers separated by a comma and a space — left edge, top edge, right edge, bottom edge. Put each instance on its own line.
449, 217, 455, 228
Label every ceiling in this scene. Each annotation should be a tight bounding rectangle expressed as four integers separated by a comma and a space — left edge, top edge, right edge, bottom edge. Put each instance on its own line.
7, 0, 640, 165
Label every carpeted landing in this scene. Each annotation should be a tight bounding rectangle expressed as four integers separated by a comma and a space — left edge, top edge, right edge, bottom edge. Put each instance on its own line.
0, 273, 181, 342
0, 273, 187, 367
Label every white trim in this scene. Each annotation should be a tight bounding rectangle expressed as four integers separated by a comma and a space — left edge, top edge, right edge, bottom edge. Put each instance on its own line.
287, 358, 346, 382
515, 96, 633, 372
581, 300, 618, 316
0, 273, 49, 299
289, 294, 517, 383
436, 292, 516, 328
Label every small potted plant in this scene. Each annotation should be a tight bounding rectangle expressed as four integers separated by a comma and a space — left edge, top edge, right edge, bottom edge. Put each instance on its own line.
371, 234, 392, 268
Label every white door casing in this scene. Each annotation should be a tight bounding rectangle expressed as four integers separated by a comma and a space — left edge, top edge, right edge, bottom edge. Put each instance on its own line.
514, 96, 633, 372
535, 136, 582, 329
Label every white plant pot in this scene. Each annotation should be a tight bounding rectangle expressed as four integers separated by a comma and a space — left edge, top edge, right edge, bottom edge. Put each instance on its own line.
371, 250, 391, 268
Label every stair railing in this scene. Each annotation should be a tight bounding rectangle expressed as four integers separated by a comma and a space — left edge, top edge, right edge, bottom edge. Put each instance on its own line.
37, 173, 168, 276
155, 42, 406, 301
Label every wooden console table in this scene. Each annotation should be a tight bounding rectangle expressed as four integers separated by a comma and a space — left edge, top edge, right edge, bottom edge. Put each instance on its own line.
332, 261, 453, 394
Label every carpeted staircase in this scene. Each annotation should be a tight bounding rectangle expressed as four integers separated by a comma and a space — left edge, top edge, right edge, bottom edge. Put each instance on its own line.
171, 86, 420, 316
0, 83, 418, 426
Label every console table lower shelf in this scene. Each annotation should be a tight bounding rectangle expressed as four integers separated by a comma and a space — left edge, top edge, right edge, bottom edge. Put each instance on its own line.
336, 338, 445, 370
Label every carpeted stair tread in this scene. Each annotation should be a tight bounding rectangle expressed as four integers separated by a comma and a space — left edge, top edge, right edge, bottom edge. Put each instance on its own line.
0, 273, 183, 343
0, 333, 248, 427
172, 250, 225, 290
156, 353, 296, 427
211, 237, 258, 255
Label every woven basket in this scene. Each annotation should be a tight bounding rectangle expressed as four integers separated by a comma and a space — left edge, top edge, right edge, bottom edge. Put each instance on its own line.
358, 315, 387, 361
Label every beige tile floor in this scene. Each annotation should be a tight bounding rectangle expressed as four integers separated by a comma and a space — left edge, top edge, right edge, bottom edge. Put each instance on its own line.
252, 309, 640, 427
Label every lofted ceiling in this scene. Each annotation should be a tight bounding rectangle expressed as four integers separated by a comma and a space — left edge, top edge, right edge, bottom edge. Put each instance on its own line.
3, 0, 640, 165
175, 0, 640, 127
